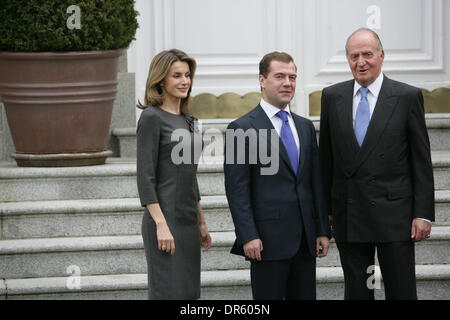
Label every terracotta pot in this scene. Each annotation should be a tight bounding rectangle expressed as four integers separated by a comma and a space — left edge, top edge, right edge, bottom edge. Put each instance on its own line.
0, 50, 123, 167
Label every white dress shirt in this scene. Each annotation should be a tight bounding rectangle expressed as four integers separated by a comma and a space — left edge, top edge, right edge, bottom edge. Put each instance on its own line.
352, 72, 384, 128
259, 98, 300, 157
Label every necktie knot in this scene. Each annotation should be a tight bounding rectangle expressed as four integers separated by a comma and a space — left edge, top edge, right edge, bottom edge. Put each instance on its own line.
276, 110, 289, 123
359, 87, 369, 98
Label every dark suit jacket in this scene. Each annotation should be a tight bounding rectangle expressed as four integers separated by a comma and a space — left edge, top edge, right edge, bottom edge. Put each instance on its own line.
224, 105, 330, 260
319, 75, 435, 243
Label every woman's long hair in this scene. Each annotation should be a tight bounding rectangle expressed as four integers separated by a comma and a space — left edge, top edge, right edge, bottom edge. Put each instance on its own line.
137, 49, 197, 115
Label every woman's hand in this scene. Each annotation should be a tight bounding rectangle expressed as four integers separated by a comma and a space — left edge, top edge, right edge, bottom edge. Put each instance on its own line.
199, 223, 211, 252
156, 221, 175, 255
146, 203, 175, 255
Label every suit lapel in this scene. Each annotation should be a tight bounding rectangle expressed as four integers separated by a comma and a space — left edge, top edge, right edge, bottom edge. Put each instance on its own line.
335, 80, 360, 157
292, 114, 307, 180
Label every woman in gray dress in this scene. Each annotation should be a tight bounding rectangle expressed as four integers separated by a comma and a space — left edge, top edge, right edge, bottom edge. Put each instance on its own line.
136, 49, 211, 300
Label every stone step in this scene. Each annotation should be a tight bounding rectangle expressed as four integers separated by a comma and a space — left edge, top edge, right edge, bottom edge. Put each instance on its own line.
425, 115, 450, 151
0, 195, 233, 239
0, 158, 225, 202
432, 151, 450, 190
0, 232, 243, 279
113, 115, 450, 159
203, 264, 450, 300
436, 190, 450, 225
1, 227, 449, 280
2, 264, 449, 300
0, 159, 138, 202
1, 186, 448, 240
1, 150, 449, 202
0, 198, 142, 239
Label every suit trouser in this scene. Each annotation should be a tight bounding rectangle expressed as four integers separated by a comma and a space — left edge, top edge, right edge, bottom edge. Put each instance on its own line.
336, 241, 417, 300
250, 232, 316, 300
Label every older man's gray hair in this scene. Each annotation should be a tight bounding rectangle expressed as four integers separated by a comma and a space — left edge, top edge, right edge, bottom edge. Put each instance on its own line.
345, 27, 384, 57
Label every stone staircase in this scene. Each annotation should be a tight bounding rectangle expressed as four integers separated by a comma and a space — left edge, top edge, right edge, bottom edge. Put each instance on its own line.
1, 115, 449, 300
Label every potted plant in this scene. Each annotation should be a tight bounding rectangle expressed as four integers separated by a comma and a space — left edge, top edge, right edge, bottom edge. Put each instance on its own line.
0, 0, 138, 166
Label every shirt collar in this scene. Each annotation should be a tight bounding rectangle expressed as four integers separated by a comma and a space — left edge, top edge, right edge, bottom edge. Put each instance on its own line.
353, 72, 384, 98
260, 98, 292, 119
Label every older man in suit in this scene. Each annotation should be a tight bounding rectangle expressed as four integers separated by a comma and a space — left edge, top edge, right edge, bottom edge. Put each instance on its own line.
224, 52, 330, 300
319, 28, 435, 300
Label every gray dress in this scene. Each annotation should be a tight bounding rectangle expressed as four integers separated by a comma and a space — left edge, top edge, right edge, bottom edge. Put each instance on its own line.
136, 106, 202, 300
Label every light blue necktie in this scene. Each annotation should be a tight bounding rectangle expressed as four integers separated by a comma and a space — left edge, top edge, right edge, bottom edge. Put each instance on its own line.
354, 87, 370, 146
276, 110, 299, 174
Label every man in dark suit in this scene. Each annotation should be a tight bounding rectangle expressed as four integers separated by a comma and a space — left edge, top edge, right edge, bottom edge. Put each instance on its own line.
319, 28, 435, 300
224, 52, 330, 300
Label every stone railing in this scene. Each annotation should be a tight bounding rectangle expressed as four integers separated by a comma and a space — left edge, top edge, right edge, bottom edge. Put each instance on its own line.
309, 87, 450, 116
190, 88, 450, 119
